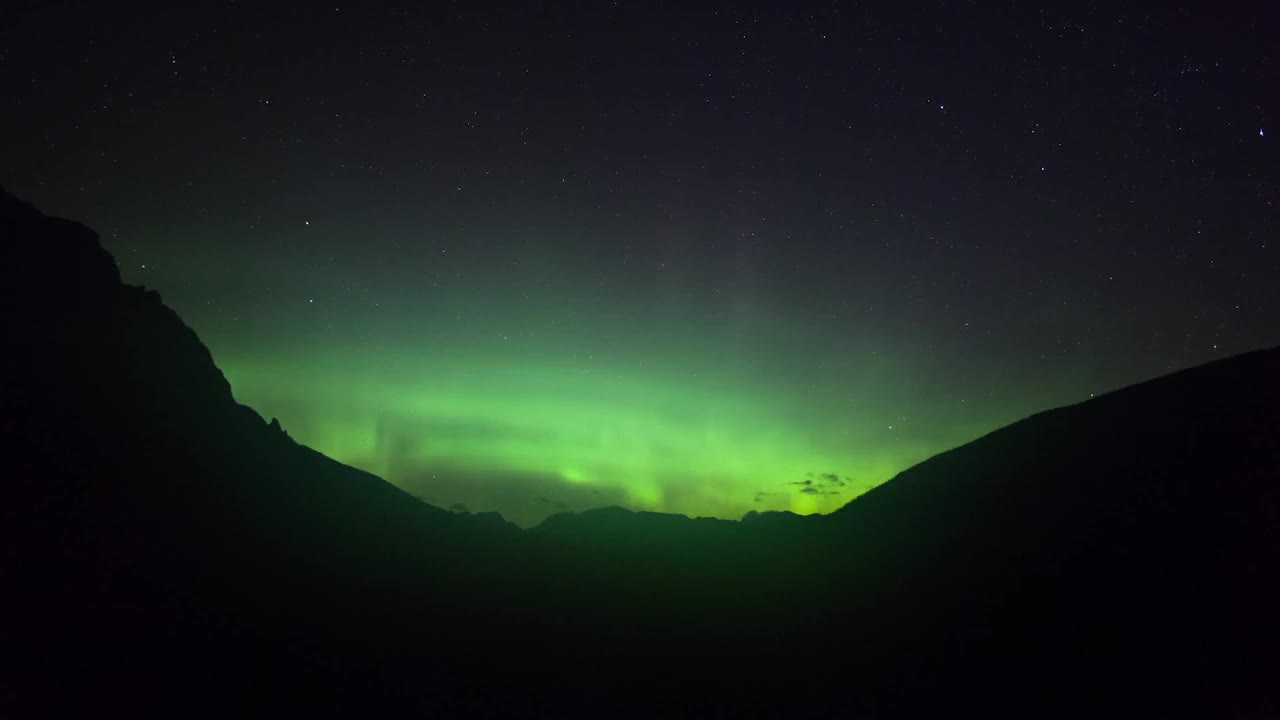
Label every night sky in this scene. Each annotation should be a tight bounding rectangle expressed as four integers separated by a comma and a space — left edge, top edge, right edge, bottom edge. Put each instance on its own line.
4, 1, 1277, 526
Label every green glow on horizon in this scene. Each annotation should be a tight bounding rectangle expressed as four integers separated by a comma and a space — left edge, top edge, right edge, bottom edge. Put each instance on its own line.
115, 224, 1093, 528
215, 338, 986, 527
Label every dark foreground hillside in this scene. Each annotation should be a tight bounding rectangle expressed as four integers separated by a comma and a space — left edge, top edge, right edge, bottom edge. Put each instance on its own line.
2, 189, 1277, 717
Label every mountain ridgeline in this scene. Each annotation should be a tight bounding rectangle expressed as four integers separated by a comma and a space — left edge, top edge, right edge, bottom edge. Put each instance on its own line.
2, 189, 1277, 717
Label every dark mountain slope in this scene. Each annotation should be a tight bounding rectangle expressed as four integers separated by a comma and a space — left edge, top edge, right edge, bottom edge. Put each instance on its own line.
509, 347, 1280, 716
805, 347, 1280, 716
2, 187, 1278, 717
514, 358, 1280, 716
0, 189, 530, 713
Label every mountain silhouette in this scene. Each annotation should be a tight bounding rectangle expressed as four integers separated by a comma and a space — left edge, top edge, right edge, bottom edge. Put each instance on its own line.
2, 188, 1277, 717
1, 188, 526, 713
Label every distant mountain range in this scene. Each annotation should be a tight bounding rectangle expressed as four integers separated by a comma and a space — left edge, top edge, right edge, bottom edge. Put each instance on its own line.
3, 188, 1277, 718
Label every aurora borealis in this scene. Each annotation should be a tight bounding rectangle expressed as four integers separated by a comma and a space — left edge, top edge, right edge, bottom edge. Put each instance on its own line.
4, 1, 1277, 526
161, 229, 1022, 526
213, 317, 971, 526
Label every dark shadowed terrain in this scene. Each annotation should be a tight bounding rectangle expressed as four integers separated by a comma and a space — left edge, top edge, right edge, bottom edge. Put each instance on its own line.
3, 189, 1278, 717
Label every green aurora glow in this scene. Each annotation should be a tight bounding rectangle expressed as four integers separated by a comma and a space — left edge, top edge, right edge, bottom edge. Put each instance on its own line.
220, 349, 921, 524
195, 282, 1090, 526
91, 212, 1150, 528
98, 217, 1155, 528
